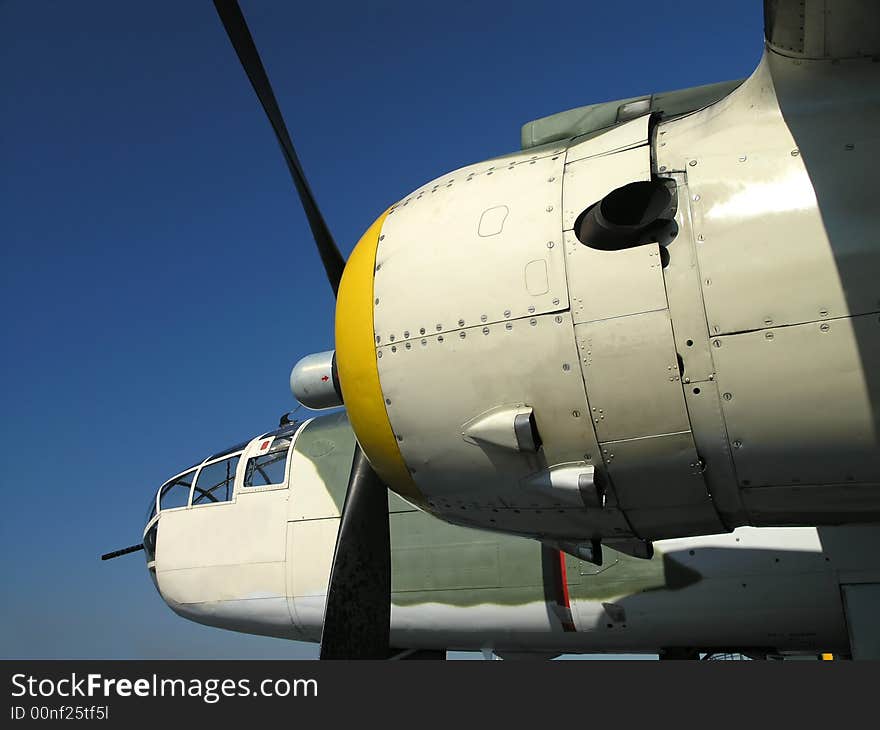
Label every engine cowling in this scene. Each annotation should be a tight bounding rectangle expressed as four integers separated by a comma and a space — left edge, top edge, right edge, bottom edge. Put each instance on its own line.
335, 47, 880, 548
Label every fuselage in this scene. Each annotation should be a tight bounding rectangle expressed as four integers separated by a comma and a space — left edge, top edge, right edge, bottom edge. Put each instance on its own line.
145, 412, 877, 656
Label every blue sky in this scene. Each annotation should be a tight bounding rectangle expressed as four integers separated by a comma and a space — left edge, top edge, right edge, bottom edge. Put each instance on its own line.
0, 0, 763, 658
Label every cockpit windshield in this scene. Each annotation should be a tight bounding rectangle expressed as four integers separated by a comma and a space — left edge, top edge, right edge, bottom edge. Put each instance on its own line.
192, 455, 240, 505
243, 436, 292, 488
144, 421, 300, 530
158, 470, 197, 511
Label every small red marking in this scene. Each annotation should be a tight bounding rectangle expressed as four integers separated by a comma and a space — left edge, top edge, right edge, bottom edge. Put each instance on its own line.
321, 375, 329, 382
260, 440, 270, 450
558, 550, 572, 609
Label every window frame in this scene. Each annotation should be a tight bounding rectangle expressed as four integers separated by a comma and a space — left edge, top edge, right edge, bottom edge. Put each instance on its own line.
156, 468, 198, 514
188, 452, 243, 509
236, 419, 309, 496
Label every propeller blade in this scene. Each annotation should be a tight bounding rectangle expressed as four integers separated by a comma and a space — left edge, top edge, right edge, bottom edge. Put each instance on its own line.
101, 544, 144, 561
320, 445, 391, 659
213, 0, 346, 295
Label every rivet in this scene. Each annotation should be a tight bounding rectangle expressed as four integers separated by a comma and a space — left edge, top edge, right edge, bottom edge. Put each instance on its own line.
376, 335, 381, 343
723, 392, 733, 401
705, 279, 712, 286
693, 194, 701, 201
528, 305, 535, 313
688, 159, 698, 167
389, 334, 395, 342
379, 234, 385, 241
555, 315, 563, 323
403, 330, 410, 338
738, 155, 747, 162
458, 319, 465, 327
819, 310, 828, 318
765, 332, 774, 340
385, 398, 391, 405
820, 323, 830, 332
482, 327, 489, 335
505, 323, 512, 330
791, 149, 799, 156
375, 298, 379, 305
391, 346, 397, 353
845, 143, 855, 151
764, 318, 773, 326
562, 363, 571, 371
436, 324, 442, 331
713, 339, 722, 348
546, 205, 553, 212
421, 339, 427, 346
548, 177, 555, 182
504, 309, 511, 318
377, 350, 383, 358
420, 327, 426, 335
405, 342, 411, 349
480, 314, 488, 322
530, 318, 537, 326
459, 331, 466, 339
552, 298, 559, 305
733, 440, 743, 449
547, 241, 555, 248
438, 335, 444, 342
396, 434, 403, 442
698, 234, 704, 241
572, 410, 580, 417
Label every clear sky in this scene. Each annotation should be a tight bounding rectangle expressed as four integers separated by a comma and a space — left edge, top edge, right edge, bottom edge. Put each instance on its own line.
0, 0, 763, 658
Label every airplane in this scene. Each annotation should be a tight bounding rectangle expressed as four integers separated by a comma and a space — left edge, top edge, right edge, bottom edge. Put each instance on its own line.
108, 411, 879, 660
105, 0, 880, 658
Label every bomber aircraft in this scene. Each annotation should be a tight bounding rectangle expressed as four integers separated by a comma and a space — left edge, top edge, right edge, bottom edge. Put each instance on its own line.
106, 0, 880, 658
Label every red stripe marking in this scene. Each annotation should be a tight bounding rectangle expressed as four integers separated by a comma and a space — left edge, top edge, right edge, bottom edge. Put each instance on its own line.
558, 550, 572, 609
557, 549, 576, 632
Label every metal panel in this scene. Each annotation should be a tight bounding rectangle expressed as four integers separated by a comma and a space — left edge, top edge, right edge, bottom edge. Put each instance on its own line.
564, 231, 668, 325
564, 114, 650, 165
576, 310, 691, 442
686, 147, 874, 334
374, 148, 567, 340
657, 50, 880, 334
662, 175, 715, 383
683, 380, 748, 528
842, 583, 880, 660
625, 503, 725, 541
712, 314, 880, 487
603, 431, 710, 509
742, 483, 880, 525
376, 310, 633, 540
562, 146, 651, 231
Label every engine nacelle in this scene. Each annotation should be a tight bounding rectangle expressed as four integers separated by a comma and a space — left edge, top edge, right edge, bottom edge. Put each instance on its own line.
335, 45, 880, 545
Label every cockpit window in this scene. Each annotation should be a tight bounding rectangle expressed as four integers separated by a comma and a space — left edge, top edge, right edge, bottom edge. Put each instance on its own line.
158, 470, 196, 511
192, 455, 240, 506
243, 436, 292, 488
